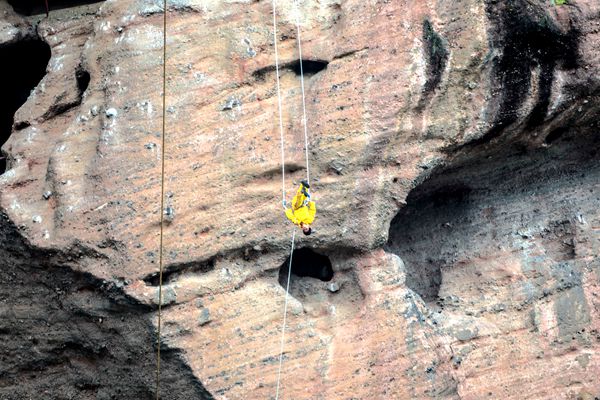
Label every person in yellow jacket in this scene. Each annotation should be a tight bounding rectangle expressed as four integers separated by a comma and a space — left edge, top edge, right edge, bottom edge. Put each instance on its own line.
284, 180, 316, 235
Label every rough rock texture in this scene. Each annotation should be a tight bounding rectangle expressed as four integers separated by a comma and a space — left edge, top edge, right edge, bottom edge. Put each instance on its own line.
0, 0, 599, 399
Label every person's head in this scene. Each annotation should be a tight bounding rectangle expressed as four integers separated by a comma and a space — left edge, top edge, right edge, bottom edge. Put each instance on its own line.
302, 225, 312, 236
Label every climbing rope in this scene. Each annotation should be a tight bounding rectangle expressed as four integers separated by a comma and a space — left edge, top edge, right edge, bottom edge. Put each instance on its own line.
275, 229, 296, 400
272, 0, 313, 397
272, 0, 287, 204
292, 0, 310, 185
155, 0, 168, 398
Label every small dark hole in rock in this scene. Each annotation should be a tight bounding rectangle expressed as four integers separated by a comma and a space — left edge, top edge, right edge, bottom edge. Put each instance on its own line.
76, 68, 91, 95
290, 59, 328, 76
278, 248, 334, 288
14, 121, 31, 131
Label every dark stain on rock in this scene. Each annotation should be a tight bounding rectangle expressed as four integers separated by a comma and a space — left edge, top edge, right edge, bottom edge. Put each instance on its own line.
419, 19, 449, 109
472, 2, 580, 145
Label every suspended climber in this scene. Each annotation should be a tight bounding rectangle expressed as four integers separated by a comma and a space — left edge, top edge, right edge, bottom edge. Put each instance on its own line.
283, 180, 315, 235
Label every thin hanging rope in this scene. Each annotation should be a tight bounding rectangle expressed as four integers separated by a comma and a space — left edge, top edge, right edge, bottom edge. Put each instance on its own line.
155, 0, 167, 398
272, 0, 287, 204
275, 229, 296, 400
293, 0, 310, 185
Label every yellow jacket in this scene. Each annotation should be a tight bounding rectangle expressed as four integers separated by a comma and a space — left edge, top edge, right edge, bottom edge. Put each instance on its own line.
285, 187, 316, 226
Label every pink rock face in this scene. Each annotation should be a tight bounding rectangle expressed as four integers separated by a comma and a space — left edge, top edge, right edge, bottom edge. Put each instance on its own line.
0, 0, 599, 399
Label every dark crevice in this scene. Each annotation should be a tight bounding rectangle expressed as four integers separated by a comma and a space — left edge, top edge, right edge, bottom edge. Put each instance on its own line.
332, 48, 368, 61
0, 38, 51, 174
253, 59, 329, 81
7, 0, 105, 16
143, 258, 216, 286
545, 126, 569, 144
278, 248, 334, 288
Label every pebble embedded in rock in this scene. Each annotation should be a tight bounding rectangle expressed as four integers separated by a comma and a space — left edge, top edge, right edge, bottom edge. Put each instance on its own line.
198, 308, 211, 326
32, 215, 42, 223
105, 108, 118, 118
42, 191, 53, 200
327, 282, 340, 293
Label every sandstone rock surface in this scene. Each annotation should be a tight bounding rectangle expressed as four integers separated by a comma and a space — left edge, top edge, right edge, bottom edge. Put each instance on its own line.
1, 0, 599, 399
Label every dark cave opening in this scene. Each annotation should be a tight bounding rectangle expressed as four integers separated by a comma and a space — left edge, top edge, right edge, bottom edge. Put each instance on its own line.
0, 38, 51, 174
386, 130, 600, 305
278, 248, 334, 288
7, 0, 105, 16
386, 183, 473, 302
290, 59, 329, 77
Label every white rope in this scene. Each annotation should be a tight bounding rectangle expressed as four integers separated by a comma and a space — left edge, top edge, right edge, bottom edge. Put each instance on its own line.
272, 0, 287, 204
272, 2, 311, 397
275, 229, 296, 400
293, 0, 310, 185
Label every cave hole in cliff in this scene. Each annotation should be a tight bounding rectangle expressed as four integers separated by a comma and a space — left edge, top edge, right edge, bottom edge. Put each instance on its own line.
386, 183, 472, 303
290, 59, 328, 77
386, 129, 600, 306
7, 0, 105, 16
0, 38, 51, 174
278, 248, 334, 288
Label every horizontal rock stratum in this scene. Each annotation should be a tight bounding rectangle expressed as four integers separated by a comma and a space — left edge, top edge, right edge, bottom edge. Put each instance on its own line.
0, 0, 599, 399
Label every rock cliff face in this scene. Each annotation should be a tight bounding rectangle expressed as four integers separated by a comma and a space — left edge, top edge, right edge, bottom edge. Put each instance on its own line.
0, 0, 599, 399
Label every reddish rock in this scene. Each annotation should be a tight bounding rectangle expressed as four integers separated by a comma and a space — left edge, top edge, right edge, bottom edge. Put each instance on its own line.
0, 0, 599, 399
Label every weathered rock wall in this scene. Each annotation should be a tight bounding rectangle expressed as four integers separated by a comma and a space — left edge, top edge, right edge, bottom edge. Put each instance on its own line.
0, 0, 599, 399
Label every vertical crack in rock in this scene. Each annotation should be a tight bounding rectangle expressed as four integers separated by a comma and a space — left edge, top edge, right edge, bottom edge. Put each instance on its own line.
7, 0, 105, 16
0, 38, 51, 174
0, 219, 214, 399
474, 1, 580, 145
278, 248, 334, 289
387, 128, 599, 312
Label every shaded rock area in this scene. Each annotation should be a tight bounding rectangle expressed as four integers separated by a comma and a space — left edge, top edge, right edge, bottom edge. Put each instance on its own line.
7, 0, 105, 17
0, 218, 213, 400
